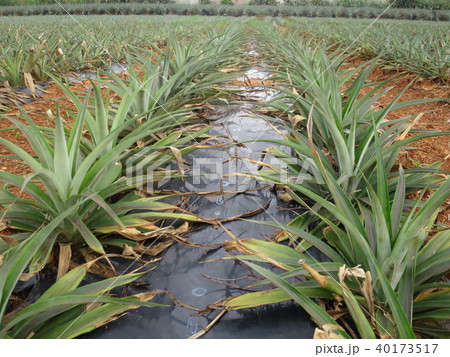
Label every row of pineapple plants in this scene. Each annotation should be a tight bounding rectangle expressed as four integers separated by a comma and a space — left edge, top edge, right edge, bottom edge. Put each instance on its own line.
0, 16, 238, 96
0, 26, 245, 338
2, 0, 449, 10
282, 17, 450, 81
0, 3, 449, 21
222, 26, 450, 338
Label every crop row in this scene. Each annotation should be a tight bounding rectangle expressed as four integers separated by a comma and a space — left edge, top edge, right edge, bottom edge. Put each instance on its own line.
0, 16, 239, 95
223, 24, 450, 338
282, 17, 450, 81
0, 23, 245, 338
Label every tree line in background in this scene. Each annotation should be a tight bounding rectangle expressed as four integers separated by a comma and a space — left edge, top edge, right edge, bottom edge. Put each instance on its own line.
251, 0, 450, 10
0, 2, 449, 19
1, 4, 449, 21
1, 0, 449, 10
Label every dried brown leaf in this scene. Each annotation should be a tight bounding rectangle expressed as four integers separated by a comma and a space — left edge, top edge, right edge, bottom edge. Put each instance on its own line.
270, 229, 288, 242
122, 244, 135, 257
189, 310, 227, 339
56, 243, 72, 280
168, 146, 186, 179
279, 192, 293, 203
314, 324, 346, 339
0, 234, 18, 247
396, 113, 424, 142
174, 221, 190, 234
23, 72, 36, 98
82, 252, 117, 279
168, 233, 222, 250
346, 265, 366, 279
288, 114, 307, 127
19, 272, 38, 282
151, 289, 201, 311
301, 260, 327, 288
133, 240, 175, 257
362, 271, 376, 328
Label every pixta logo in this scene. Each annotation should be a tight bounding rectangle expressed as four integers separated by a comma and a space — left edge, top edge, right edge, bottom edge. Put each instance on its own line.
125, 151, 325, 191
125, 148, 176, 190
315, 344, 360, 356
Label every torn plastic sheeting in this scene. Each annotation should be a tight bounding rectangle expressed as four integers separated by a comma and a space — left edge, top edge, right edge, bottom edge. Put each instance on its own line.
67, 63, 129, 83
0, 83, 49, 105
13, 83, 48, 98
245, 42, 260, 58
236, 68, 270, 82
109, 63, 129, 75
66, 71, 99, 84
